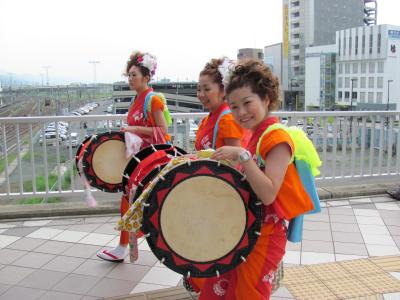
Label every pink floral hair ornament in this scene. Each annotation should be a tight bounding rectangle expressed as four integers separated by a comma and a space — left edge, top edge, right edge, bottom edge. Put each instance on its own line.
218, 56, 236, 87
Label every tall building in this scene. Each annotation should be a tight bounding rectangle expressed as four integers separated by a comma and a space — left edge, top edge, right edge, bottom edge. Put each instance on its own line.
264, 43, 283, 83
335, 24, 400, 111
283, 0, 364, 110
305, 44, 336, 110
264, 43, 285, 109
237, 48, 264, 61
364, 0, 377, 26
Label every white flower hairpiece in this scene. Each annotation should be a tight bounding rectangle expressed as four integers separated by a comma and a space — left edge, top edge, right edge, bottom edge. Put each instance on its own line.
218, 57, 236, 87
130, 51, 157, 77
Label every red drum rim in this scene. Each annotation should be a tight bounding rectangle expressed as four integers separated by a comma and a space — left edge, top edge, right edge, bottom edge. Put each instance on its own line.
122, 144, 186, 195
75, 135, 93, 176
81, 131, 127, 193
142, 159, 263, 278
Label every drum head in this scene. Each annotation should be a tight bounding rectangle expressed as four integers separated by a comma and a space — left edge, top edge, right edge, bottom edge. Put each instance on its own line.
142, 159, 263, 278
82, 131, 129, 192
75, 135, 92, 176
122, 144, 186, 191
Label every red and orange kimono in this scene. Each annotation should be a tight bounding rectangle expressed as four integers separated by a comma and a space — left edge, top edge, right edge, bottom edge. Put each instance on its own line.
195, 103, 244, 150
120, 88, 170, 245
189, 116, 314, 299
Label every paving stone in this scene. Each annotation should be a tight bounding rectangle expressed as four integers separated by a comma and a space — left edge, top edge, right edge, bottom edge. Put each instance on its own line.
12, 252, 55, 269
0, 249, 27, 265
331, 222, 361, 233
1, 227, 39, 237
0, 286, 46, 300
302, 240, 334, 253
332, 231, 365, 244
5, 238, 45, 251
86, 277, 137, 298
334, 242, 369, 256
34, 240, 74, 255
18, 269, 67, 290
52, 273, 100, 295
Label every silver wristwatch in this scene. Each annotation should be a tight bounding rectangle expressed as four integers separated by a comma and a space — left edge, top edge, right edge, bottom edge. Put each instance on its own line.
238, 150, 252, 163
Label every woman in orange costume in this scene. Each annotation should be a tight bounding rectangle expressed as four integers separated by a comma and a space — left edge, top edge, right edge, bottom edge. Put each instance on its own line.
192, 60, 314, 299
195, 57, 245, 151
97, 51, 170, 262
186, 57, 246, 292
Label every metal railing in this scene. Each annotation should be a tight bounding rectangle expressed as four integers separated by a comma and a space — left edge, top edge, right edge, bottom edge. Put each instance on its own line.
0, 111, 399, 201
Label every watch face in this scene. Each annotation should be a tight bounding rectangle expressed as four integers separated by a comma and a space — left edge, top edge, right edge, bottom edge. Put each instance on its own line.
240, 150, 251, 162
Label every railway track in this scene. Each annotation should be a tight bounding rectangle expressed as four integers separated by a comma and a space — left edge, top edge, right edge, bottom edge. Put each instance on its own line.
0, 100, 41, 155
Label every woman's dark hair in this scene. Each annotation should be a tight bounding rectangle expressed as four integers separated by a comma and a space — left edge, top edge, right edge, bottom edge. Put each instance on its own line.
225, 59, 281, 111
125, 51, 151, 79
199, 58, 224, 89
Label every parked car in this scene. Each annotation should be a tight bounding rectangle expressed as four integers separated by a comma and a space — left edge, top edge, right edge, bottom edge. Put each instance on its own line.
39, 133, 62, 146
69, 132, 79, 147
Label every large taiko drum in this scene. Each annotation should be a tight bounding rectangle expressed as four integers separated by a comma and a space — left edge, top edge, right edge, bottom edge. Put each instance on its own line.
141, 155, 264, 278
122, 144, 187, 203
76, 131, 130, 193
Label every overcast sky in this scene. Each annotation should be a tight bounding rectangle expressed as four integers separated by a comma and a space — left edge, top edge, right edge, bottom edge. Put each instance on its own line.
0, 0, 399, 84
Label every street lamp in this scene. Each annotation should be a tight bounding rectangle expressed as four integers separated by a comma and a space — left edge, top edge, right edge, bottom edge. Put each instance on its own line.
43, 66, 50, 86
387, 80, 393, 111
88, 61, 100, 84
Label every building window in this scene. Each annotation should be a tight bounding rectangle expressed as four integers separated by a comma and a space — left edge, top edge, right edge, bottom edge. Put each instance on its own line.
345, 91, 350, 102
338, 91, 343, 99
377, 77, 383, 88
368, 92, 374, 103
338, 63, 343, 74
352, 78, 358, 88
369, 34, 373, 54
345, 77, 350, 88
361, 62, 367, 73
369, 62, 375, 73
338, 38, 341, 56
343, 33, 347, 55
376, 92, 383, 103
368, 77, 374, 88
338, 77, 343, 88
345, 63, 350, 74
355, 35, 359, 55
352, 92, 357, 101
377, 33, 381, 54
360, 92, 366, 103
349, 36, 352, 55
361, 77, 366, 88
353, 63, 358, 73
377, 61, 384, 73
362, 34, 365, 54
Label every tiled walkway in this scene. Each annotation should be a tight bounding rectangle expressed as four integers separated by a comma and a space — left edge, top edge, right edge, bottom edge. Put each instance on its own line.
0, 194, 400, 299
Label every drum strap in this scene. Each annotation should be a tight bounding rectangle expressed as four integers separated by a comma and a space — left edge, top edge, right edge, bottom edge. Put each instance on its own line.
211, 108, 231, 149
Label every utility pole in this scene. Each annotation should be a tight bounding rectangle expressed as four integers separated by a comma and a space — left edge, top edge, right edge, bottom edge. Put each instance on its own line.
43, 66, 50, 86
7, 73, 14, 89
88, 61, 100, 84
